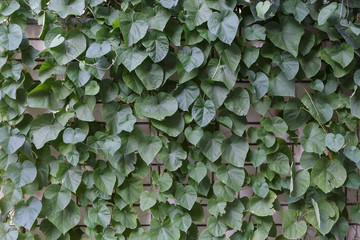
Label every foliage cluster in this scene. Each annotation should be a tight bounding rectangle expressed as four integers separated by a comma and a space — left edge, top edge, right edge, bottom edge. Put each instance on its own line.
1, 0, 360, 239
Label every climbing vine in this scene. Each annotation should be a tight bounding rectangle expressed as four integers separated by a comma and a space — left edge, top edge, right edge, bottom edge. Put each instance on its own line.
0, 0, 360, 239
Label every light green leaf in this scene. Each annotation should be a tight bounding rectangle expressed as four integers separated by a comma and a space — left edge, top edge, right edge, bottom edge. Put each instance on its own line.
86, 41, 111, 58
142, 31, 169, 63
267, 152, 290, 175
249, 191, 277, 217
256, 1, 270, 20
178, 46, 204, 72
0, 24, 22, 51
140, 191, 156, 211
135, 93, 178, 121
290, 169, 310, 198
183, 0, 212, 30
300, 122, 326, 154
318, 2, 337, 25
119, 46, 148, 72
44, 184, 71, 212
94, 168, 116, 195
208, 10, 240, 44
14, 197, 42, 230
118, 177, 143, 204
188, 162, 207, 184
207, 216, 226, 237
119, 11, 149, 46
192, 98, 216, 127
175, 185, 197, 210
184, 126, 204, 145
159, 141, 187, 171
224, 88, 250, 116
48, 0, 85, 18
7, 160, 37, 188
113, 205, 137, 229
220, 199, 244, 230
244, 24, 266, 41
199, 131, 224, 162
150, 219, 180, 240
311, 158, 347, 193
173, 81, 200, 112
325, 133, 344, 152
48, 200, 81, 234
216, 164, 245, 192
151, 112, 185, 137
0, 127, 25, 154
221, 135, 249, 167
138, 136, 162, 165
88, 202, 111, 227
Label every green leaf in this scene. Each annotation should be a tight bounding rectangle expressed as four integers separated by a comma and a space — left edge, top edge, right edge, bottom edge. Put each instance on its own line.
142, 31, 169, 63
119, 46, 148, 72
325, 133, 344, 152
250, 149, 266, 167
243, 46, 259, 68
256, 1, 270, 20
173, 212, 192, 232
253, 180, 269, 199
221, 135, 249, 167
266, 16, 305, 57
282, 0, 309, 23
151, 112, 185, 137
118, 177, 143, 204
44, 184, 71, 212
48, 0, 85, 18
138, 136, 162, 165
350, 204, 360, 224
135, 92, 178, 121
224, 88, 250, 116
88, 202, 111, 228
249, 191, 277, 217
252, 72, 269, 98
119, 11, 149, 46
330, 43, 354, 68
159, 141, 187, 171
113, 205, 137, 229
290, 169, 310, 198
48, 29, 87, 65
0, 24, 22, 51
281, 209, 307, 239
178, 46, 204, 72
184, 126, 204, 145
267, 152, 290, 175
150, 219, 180, 240
0, 223, 18, 240
14, 197, 42, 230
207, 216, 226, 237
311, 158, 347, 193
343, 146, 360, 163
215, 42, 241, 73
220, 199, 244, 230
283, 98, 311, 131
207, 58, 237, 90
61, 165, 82, 193
140, 191, 157, 211
183, 0, 212, 30
268, 68, 295, 96
94, 168, 116, 195
188, 162, 207, 184
207, 10, 240, 44
216, 164, 245, 192
7, 160, 37, 188
102, 103, 136, 135
318, 2, 337, 25
199, 131, 224, 162
273, 53, 299, 80
173, 81, 200, 112
175, 185, 197, 210
86, 41, 111, 58
192, 98, 216, 127
48, 200, 81, 234
300, 122, 326, 154
305, 199, 339, 235
201, 79, 230, 109
244, 24, 266, 41
0, 127, 25, 154
63, 125, 88, 144
135, 61, 164, 90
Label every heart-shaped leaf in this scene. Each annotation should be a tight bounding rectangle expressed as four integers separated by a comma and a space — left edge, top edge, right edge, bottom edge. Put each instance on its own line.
14, 197, 42, 230
178, 46, 204, 72
325, 133, 345, 152
7, 160, 37, 188
192, 98, 216, 127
